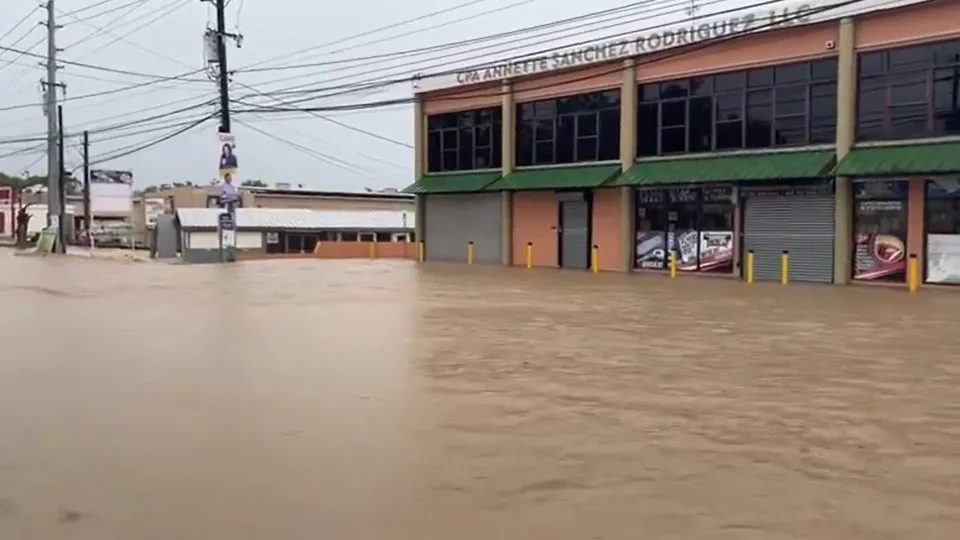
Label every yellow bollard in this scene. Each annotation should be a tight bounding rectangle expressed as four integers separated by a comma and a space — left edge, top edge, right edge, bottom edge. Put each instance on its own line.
525, 242, 533, 269
591, 245, 599, 274
780, 250, 789, 285
418, 241, 425, 263
907, 254, 919, 293
669, 250, 678, 278
467, 241, 474, 265
745, 250, 755, 284
369, 242, 376, 259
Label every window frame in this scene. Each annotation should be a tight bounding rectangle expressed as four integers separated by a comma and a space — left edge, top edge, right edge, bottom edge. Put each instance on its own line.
426, 107, 503, 172
855, 37, 960, 141
515, 90, 622, 167
637, 57, 838, 156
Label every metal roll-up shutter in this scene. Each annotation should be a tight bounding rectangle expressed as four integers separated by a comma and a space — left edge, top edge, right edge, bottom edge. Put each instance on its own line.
560, 200, 590, 269
424, 193, 502, 263
743, 194, 835, 283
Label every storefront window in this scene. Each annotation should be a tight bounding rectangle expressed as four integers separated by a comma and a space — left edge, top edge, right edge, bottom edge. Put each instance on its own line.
634, 186, 735, 272
852, 180, 908, 281
925, 178, 960, 284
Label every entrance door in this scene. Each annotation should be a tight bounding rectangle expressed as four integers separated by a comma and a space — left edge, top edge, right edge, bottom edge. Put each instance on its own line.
557, 192, 591, 269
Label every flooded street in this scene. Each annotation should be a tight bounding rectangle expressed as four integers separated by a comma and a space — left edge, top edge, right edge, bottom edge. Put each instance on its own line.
2, 254, 960, 539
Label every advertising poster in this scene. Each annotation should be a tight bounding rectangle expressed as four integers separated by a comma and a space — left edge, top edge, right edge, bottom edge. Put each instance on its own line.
853, 233, 906, 280
217, 132, 239, 209
144, 198, 165, 229
927, 234, 960, 284
89, 169, 134, 214
635, 230, 734, 271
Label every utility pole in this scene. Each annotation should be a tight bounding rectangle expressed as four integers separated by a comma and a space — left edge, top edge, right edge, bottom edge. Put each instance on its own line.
214, 0, 231, 134
82, 130, 91, 234
41, 0, 64, 229
56, 105, 66, 253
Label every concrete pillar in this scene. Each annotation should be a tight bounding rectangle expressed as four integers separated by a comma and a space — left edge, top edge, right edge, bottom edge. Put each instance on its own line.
833, 18, 856, 285
414, 95, 426, 249
619, 59, 637, 273
500, 81, 515, 266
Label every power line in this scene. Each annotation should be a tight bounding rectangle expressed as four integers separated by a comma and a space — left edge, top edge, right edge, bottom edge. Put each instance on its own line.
58, 3, 197, 71
237, 0, 867, 116
60, 0, 144, 19
69, 0, 195, 62
88, 114, 213, 167
0, 6, 39, 44
237, 0, 503, 71
65, 0, 150, 49
232, 80, 413, 148
235, 118, 401, 184
234, 0, 682, 98
237, 0, 704, 102
242, 0, 541, 75
0, 41, 208, 80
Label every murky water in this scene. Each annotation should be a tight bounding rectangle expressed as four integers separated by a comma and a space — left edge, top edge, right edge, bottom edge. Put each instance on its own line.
2, 253, 960, 539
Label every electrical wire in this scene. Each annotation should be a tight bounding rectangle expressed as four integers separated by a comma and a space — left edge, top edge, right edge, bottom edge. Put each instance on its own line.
238, 0, 724, 102
0, 67, 210, 112
70, 0, 195, 63
237, 0, 868, 115
0, 6, 39, 45
58, 4, 198, 71
250, 0, 865, 110
66, 0, 151, 49
0, 41, 208, 80
235, 118, 401, 183
61, 0, 143, 19
88, 114, 213, 167
232, 80, 413, 148
245, 0, 542, 75
237, 0, 503, 71
238, 0, 657, 75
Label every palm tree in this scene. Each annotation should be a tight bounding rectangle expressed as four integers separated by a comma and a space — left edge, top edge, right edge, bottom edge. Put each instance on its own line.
0, 172, 47, 248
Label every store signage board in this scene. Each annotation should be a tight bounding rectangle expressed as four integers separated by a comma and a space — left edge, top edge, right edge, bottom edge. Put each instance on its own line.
414, 0, 929, 93
740, 182, 833, 197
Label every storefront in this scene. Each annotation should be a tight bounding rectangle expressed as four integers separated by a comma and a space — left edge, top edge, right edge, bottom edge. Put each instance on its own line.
851, 179, 908, 282
740, 182, 835, 283
925, 178, 960, 284
634, 186, 735, 273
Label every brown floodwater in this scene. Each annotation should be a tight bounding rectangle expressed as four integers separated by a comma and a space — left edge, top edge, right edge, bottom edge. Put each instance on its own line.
2, 253, 960, 539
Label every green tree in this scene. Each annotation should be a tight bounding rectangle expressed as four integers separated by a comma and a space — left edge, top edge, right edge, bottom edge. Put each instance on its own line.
241, 179, 268, 187
0, 172, 47, 248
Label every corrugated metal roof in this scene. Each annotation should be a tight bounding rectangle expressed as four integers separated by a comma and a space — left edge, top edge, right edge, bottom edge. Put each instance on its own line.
176, 208, 414, 230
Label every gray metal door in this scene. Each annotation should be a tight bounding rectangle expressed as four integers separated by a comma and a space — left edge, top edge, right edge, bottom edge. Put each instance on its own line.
559, 199, 590, 269
424, 193, 502, 263
743, 193, 835, 283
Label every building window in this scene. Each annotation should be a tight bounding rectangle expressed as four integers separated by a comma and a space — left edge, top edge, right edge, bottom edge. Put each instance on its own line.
852, 180, 908, 282
426, 107, 502, 172
637, 58, 838, 156
515, 90, 621, 166
857, 37, 960, 141
634, 186, 734, 272
925, 178, 960, 284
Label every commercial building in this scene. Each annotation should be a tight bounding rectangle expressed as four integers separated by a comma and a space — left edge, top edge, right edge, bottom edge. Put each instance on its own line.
406, 0, 960, 287
174, 207, 415, 263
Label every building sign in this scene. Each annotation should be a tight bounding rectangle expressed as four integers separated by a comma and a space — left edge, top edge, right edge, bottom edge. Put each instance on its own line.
416, 0, 929, 91
741, 182, 833, 197
144, 198, 165, 228
218, 211, 236, 249
89, 169, 134, 214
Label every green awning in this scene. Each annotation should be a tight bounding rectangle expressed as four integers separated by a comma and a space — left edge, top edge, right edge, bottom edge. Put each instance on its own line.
483, 164, 622, 191
402, 171, 501, 194
608, 150, 836, 187
834, 141, 960, 176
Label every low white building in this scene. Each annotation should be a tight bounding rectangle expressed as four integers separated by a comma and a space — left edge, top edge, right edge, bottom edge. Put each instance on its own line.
174, 207, 415, 263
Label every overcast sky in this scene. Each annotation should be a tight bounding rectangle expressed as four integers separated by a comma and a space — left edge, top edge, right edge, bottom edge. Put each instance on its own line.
0, 0, 754, 190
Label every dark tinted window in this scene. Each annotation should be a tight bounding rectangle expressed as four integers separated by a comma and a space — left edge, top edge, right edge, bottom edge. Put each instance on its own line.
515, 90, 621, 166
637, 57, 837, 156
426, 107, 502, 172
856, 36, 960, 141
